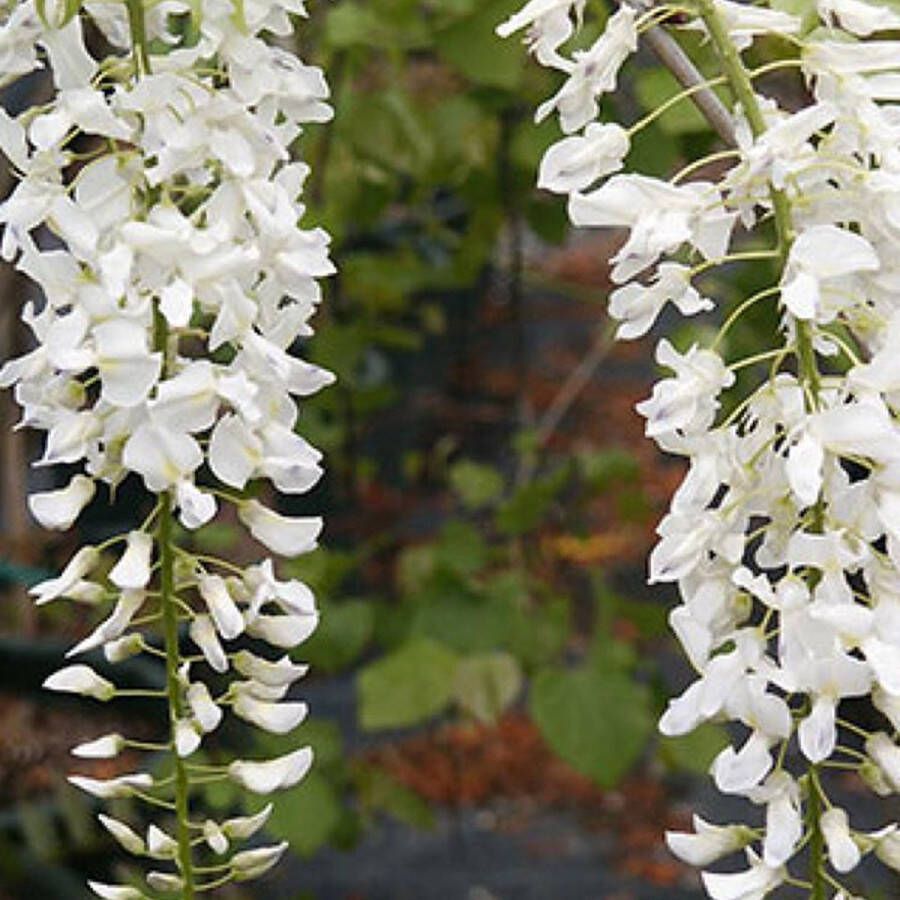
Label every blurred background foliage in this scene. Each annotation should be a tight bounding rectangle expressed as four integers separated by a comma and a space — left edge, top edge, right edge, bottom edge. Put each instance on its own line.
0, 0, 802, 897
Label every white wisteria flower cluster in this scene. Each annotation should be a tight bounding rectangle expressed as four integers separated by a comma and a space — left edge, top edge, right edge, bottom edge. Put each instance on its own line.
0, 0, 333, 896
502, 0, 900, 897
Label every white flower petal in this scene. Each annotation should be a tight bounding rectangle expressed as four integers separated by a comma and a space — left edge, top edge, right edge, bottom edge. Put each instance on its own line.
238, 500, 322, 556
228, 746, 314, 794
28, 474, 95, 530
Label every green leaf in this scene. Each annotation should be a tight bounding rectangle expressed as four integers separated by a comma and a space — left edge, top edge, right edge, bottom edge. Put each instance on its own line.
396, 543, 437, 596
355, 765, 435, 829
453, 652, 523, 723
265, 772, 342, 857
530, 666, 654, 787
254, 718, 344, 771
495, 464, 570, 535
358, 637, 460, 730
409, 579, 513, 654
635, 68, 715, 136
659, 723, 730, 775
303, 600, 374, 673
434, 520, 488, 576
190, 522, 239, 554
484, 572, 570, 668
449, 460, 505, 510
436, 0, 526, 90
576, 448, 639, 491
325, 1, 431, 49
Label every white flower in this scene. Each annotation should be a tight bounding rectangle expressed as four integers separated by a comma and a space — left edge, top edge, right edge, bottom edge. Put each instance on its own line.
222, 803, 274, 840
867, 733, 900, 792
233, 650, 309, 687
232, 842, 289, 880
238, 499, 322, 556
99, 815, 146, 855
187, 682, 223, 734
535, 7, 637, 133
496, 1, 587, 69
537, 123, 629, 194
693, 0, 800, 50
666, 815, 751, 866
174, 480, 217, 530
818, 0, 900, 34
72, 733, 124, 759
609, 263, 713, 340
198, 574, 245, 640
785, 431, 824, 507
145, 872, 183, 893
712, 731, 775, 794
781, 225, 879, 321
821, 807, 862, 873
147, 824, 178, 860
228, 746, 314, 794
87, 882, 146, 900
701, 849, 785, 899
44, 665, 115, 701
66, 590, 146, 657
109, 532, 153, 590
104, 634, 144, 663
174, 719, 201, 758
752, 772, 802, 867
203, 819, 229, 855
31, 546, 100, 605
28, 474, 95, 530
68, 773, 154, 799
209, 414, 262, 489
569, 176, 731, 282
637, 340, 734, 440
122, 424, 203, 492
245, 611, 319, 649
233, 694, 308, 734
189, 615, 228, 673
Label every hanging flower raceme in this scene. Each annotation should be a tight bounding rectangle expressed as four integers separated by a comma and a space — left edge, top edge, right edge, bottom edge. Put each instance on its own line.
0, 0, 333, 895
502, 0, 900, 896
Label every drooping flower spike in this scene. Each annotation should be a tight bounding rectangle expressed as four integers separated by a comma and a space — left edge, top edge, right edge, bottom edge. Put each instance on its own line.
502, 0, 900, 896
0, 0, 333, 895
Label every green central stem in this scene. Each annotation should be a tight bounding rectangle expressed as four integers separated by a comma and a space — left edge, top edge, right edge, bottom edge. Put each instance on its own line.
126, 1, 195, 891
124, 0, 150, 75
158, 491, 196, 900
694, 3, 826, 897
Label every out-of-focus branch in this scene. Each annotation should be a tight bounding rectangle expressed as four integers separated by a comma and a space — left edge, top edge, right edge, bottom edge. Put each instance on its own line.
627, 0, 737, 146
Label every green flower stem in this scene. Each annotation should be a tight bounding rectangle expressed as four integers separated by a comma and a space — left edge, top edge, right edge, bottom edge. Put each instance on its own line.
692, 3, 826, 897
158, 490, 196, 899
124, 0, 150, 75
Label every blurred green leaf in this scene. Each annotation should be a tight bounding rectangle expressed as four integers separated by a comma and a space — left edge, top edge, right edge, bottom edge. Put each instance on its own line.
436, 0, 526, 89
449, 460, 505, 510
281, 547, 357, 596
495, 464, 570, 535
189, 522, 239, 554
358, 637, 460, 730
355, 765, 435, 829
397, 543, 437, 596
255, 718, 345, 771
453, 652, 523, 723
659, 723, 731, 775
577, 448, 639, 491
266, 772, 343, 857
18, 802, 60, 860
304, 600, 375, 673
325, 1, 432, 49
635, 68, 715, 136
435, 520, 488, 575
530, 666, 654, 787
